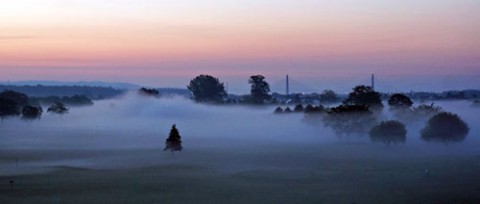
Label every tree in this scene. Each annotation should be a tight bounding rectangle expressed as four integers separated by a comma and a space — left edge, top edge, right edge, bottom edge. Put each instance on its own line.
388, 93, 413, 109
0, 97, 20, 117
274, 106, 283, 114
421, 112, 469, 143
323, 105, 377, 136
0, 90, 29, 117
164, 124, 183, 155
248, 75, 271, 104
47, 102, 69, 114
413, 103, 441, 119
304, 104, 324, 115
294, 104, 304, 112
320, 90, 338, 103
0, 90, 29, 108
343, 85, 383, 108
369, 120, 407, 145
138, 87, 160, 97
21, 105, 43, 120
187, 75, 226, 103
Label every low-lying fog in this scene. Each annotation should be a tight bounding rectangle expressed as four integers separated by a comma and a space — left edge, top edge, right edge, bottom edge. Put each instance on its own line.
1, 93, 479, 175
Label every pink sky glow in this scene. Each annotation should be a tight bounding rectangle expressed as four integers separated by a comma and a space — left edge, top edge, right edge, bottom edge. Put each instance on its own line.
1, 0, 479, 93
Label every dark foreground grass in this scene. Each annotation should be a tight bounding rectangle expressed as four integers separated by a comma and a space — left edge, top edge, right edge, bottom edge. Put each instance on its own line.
1, 144, 480, 204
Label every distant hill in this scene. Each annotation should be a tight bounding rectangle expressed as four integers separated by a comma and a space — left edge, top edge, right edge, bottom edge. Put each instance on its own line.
0, 80, 141, 89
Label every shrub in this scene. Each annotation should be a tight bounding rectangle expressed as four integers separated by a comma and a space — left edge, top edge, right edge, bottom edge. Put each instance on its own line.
323, 105, 377, 136
369, 120, 407, 145
294, 104, 304, 112
421, 112, 469, 143
274, 106, 283, 114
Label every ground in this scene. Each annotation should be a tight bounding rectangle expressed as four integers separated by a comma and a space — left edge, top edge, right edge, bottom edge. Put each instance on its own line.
1, 143, 479, 204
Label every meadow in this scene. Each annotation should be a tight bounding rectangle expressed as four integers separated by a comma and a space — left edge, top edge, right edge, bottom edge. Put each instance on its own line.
1, 95, 479, 203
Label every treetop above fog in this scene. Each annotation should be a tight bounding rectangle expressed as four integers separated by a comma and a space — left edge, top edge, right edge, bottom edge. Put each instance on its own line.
187, 75, 226, 103
248, 75, 271, 104
343, 85, 383, 108
388, 93, 413, 108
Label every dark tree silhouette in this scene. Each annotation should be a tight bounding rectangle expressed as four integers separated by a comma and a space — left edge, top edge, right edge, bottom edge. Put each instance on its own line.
284, 107, 292, 113
320, 90, 338, 103
369, 120, 407, 145
421, 112, 469, 143
187, 75, 226, 103
248, 75, 271, 104
0, 97, 20, 117
138, 87, 160, 97
323, 105, 377, 136
413, 103, 441, 118
343, 85, 383, 108
164, 124, 183, 155
304, 104, 324, 115
274, 106, 283, 114
388, 93, 413, 109
47, 102, 69, 114
294, 104, 304, 112
0, 90, 29, 108
21, 105, 43, 119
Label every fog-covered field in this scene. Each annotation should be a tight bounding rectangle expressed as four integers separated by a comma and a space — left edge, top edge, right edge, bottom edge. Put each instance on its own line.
1, 94, 480, 203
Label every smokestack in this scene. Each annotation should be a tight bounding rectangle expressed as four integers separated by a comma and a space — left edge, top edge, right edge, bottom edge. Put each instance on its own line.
371, 74, 375, 90
286, 75, 290, 96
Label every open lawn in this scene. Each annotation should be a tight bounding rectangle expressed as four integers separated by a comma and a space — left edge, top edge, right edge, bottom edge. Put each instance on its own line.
1, 143, 480, 204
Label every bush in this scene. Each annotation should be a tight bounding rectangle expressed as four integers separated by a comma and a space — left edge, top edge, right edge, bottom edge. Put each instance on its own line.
323, 105, 377, 136
47, 102, 69, 114
294, 104, 304, 112
388, 93, 413, 109
413, 103, 441, 118
274, 107, 283, 114
421, 112, 469, 143
138, 87, 160, 97
369, 120, 407, 145
22, 105, 43, 119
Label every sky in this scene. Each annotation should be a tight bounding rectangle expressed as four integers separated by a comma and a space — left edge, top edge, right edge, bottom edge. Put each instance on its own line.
1, 0, 479, 93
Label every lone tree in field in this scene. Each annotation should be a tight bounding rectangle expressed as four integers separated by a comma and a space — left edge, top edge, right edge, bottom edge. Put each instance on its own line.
344, 85, 383, 109
187, 75, 226, 103
248, 75, 271, 104
164, 124, 183, 155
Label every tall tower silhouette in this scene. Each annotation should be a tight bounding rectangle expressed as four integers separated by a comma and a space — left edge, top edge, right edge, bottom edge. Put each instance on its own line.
286, 75, 290, 96
371, 74, 375, 90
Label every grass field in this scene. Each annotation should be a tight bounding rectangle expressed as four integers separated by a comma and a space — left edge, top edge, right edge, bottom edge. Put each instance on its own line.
1, 143, 480, 204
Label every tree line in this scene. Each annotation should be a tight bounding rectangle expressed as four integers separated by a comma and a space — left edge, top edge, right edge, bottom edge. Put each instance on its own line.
0, 90, 73, 119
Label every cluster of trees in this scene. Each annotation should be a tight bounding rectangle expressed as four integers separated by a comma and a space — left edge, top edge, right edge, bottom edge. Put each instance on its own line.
287, 85, 470, 145
187, 74, 272, 104
138, 87, 160, 97
29, 95, 93, 106
0, 90, 70, 119
186, 74, 341, 105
